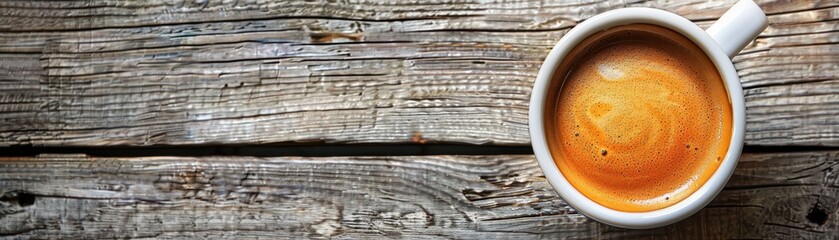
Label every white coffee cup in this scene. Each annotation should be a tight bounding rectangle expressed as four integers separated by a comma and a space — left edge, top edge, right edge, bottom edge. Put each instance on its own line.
529, 0, 767, 229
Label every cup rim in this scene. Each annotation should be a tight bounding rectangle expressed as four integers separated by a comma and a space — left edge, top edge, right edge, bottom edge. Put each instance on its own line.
529, 7, 746, 229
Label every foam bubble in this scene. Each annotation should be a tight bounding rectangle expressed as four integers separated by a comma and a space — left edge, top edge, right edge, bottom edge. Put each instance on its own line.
597, 63, 624, 80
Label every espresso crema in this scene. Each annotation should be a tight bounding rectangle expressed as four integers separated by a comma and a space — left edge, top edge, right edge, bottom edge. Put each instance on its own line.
544, 24, 733, 212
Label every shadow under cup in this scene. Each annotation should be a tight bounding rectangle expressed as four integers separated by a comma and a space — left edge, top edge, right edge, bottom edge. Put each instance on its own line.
543, 23, 734, 213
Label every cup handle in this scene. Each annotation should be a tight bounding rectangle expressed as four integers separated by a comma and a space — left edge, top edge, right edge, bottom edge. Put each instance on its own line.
705, 0, 768, 59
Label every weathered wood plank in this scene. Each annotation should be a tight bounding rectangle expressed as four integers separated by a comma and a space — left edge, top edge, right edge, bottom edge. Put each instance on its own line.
0, 0, 836, 146
0, 152, 836, 238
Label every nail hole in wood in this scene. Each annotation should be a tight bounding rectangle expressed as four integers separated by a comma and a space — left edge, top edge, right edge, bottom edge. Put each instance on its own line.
0, 192, 35, 207
806, 202, 828, 225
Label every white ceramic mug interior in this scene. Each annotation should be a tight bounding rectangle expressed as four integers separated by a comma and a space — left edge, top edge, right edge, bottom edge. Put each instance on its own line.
529, 0, 767, 229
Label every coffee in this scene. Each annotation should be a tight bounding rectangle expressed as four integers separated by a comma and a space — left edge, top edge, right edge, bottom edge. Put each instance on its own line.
544, 24, 732, 212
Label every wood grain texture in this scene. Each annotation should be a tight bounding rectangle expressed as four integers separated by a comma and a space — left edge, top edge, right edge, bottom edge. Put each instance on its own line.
0, 0, 837, 146
0, 152, 836, 239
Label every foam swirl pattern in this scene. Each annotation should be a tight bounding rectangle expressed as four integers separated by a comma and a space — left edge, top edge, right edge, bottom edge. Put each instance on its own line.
548, 24, 732, 212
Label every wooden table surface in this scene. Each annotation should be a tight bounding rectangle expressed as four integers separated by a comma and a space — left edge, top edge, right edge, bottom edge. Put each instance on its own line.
0, 0, 836, 238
